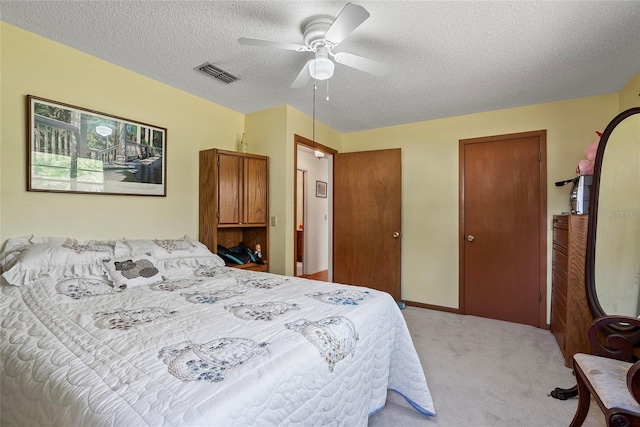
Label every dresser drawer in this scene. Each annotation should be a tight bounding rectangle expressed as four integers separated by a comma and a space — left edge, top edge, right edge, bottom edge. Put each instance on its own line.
553, 227, 568, 248
551, 286, 567, 326
550, 312, 566, 354
553, 215, 569, 247
552, 243, 568, 275
552, 265, 568, 303
553, 215, 569, 230
550, 290, 566, 345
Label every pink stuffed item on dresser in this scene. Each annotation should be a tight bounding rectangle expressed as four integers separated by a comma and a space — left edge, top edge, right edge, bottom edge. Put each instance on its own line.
576, 131, 602, 175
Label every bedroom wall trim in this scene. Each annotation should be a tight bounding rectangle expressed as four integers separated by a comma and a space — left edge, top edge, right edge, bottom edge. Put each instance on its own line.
404, 300, 463, 314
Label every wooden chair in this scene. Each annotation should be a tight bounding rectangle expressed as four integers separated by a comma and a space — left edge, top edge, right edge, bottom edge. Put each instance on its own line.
570, 315, 640, 427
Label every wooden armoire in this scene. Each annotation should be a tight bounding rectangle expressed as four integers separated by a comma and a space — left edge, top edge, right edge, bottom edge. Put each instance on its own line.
199, 148, 269, 272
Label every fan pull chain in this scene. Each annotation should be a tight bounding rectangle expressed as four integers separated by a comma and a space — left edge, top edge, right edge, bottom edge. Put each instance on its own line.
312, 84, 317, 143
326, 80, 330, 101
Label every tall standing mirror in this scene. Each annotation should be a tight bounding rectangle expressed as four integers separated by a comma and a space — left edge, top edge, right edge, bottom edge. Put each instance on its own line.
586, 107, 640, 319
551, 107, 640, 401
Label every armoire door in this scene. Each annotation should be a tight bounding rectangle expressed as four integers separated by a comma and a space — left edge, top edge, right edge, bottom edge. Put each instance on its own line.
217, 153, 267, 226
333, 148, 402, 301
217, 153, 242, 225
460, 131, 547, 328
243, 157, 268, 225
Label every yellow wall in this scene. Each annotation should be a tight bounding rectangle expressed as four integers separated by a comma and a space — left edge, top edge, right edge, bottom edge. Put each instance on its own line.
342, 94, 619, 310
0, 23, 244, 243
244, 106, 289, 274
245, 104, 341, 275
2, 23, 638, 316
619, 70, 640, 111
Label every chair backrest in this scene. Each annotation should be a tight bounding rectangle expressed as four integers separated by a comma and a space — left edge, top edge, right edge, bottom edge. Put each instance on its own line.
628, 361, 640, 404
587, 315, 640, 362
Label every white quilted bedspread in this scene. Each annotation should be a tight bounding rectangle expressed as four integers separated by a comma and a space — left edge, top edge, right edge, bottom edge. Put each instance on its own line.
1, 266, 435, 426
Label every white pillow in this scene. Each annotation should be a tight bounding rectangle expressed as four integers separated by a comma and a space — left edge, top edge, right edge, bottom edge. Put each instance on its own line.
1, 240, 115, 286
102, 254, 163, 288
115, 237, 225, 269
0, 235, 70, 273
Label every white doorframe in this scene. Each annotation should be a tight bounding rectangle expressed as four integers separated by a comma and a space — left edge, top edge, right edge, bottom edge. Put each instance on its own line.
293, 134, 337, 279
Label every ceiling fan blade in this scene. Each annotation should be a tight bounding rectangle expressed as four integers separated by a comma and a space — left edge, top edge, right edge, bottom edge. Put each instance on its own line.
291, 60, 312, 88
333, 52, 391, 77
323, 3, 370, 45
238, 37, 310, 52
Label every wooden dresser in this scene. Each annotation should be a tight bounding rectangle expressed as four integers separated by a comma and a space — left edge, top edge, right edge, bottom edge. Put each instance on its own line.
550, 214, 592, 367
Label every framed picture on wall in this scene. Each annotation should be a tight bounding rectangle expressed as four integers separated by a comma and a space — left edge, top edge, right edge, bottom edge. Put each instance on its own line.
316, 180, 327, 198
27, 95, 167, 196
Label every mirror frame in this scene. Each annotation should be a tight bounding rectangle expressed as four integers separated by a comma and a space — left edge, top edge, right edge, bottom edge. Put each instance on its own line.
585, 106, 640, 318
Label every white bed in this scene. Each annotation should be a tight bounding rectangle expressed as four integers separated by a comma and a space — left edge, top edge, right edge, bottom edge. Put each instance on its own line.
0, 236, 435, 426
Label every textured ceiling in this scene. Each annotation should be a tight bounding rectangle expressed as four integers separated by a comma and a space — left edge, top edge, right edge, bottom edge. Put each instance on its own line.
2, 1, 639, 133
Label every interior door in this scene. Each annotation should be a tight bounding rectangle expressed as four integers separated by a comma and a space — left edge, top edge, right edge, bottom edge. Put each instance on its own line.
333, 148, 402, 300
461, 131, 546, 327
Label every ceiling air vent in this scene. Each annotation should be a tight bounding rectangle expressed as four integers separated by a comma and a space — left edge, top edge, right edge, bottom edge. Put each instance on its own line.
195, 62, 239, 84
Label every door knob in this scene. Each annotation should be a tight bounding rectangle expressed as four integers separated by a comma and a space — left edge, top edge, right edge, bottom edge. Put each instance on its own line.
392, 232, 401, 239
467, 235, 475, 242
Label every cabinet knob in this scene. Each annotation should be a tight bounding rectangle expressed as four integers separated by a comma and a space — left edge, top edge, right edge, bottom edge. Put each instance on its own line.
392, 232, 401, 239
467, 235, 475, 242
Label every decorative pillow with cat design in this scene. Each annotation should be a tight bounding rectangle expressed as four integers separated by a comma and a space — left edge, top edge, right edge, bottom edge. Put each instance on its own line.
103, 254, 163, 288
114, 237, 225, 270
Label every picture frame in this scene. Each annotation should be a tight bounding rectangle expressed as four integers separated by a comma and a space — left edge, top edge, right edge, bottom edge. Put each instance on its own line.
316, 180, 327, 198
27, 95, 167, 196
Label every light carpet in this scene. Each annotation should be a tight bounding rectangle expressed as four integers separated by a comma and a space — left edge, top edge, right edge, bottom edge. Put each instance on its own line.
368, 306, 605, 427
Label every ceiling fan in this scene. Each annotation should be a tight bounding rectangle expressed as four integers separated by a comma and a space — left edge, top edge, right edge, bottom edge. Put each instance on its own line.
238, 3, 391, 88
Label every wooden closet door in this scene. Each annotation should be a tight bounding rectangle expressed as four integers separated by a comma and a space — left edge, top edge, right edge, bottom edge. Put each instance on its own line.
218, 154, 242, 224
461, 131, 546, 328
243, 157, 268, 225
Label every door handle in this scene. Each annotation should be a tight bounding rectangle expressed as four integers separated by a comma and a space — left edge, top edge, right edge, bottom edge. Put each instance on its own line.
467, 235, 475, 242
392, 232, 401, 239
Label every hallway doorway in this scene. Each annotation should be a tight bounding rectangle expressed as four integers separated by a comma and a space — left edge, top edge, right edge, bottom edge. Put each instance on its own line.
296, 169, 306, 276
294, 134, 337, 280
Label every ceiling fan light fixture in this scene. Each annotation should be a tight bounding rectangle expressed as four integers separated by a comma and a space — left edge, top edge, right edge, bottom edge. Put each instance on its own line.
314, 150, 325, 159
240, 4, 389, 89
309, 57, 334, 80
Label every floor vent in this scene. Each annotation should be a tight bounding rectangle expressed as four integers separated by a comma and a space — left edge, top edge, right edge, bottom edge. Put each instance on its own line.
195, 62, 239, 83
